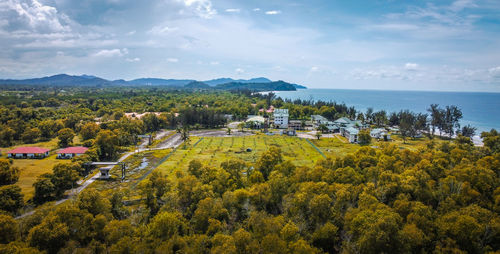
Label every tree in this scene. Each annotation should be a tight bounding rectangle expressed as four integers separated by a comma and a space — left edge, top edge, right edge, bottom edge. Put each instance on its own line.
399, 110, 416, 143
443, 105, 463, 138
38, 120, 64, 139
358, 129, 372, 145
57, 128, 75, 147
181, 125, 190, 146
0, 126, 15, 147
21, 127, 41, 143
227, 127, 231, 135
365, 107, 374, 124
143, 113, 162, 132
427, 104, 443, 137
460, 125, 476, 138
0, 159, 20, 185
481, 129, 500, 153
95, 129, 119, 160
51, 163, 80, 197
373, 110, 387, 127
0, 214, 19, 244
77, 188, 111, 216
33, 174, 56, 204
0, 185, 24, 214
79, 122, 100, 140
315, 131, 322, 140
257, 147, 283, 180
238, 122, 245, 132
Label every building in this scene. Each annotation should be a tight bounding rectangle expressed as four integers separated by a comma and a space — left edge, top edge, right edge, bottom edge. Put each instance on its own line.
370, 128, 391, 140
57, 146, 89, 159
273, 109, 289, 129
311, 115, 340, 133
311, 115, 328, 128
246, 115, 266, 129
7, 147, 50, 159
288, 120, 304, 131
343, 127, 359, 143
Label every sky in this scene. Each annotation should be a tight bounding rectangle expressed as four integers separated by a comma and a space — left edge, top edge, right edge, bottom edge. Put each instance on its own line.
0, 0, 499, 92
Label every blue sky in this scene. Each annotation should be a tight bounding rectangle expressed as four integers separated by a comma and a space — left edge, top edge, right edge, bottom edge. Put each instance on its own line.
0, 0, 499, 91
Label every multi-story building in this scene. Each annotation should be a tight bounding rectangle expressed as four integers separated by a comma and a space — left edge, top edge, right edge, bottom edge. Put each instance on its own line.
273, 109, 289, 129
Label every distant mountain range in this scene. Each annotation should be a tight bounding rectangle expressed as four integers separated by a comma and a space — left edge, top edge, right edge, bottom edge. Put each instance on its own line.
0, 74, 306, 91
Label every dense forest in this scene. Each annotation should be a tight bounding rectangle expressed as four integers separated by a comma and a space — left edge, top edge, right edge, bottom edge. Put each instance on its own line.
0, 86, 499, 253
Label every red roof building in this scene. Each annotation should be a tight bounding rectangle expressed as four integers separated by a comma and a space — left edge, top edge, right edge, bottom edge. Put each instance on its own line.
57, 146, 89, 159
7, 147, 50, 159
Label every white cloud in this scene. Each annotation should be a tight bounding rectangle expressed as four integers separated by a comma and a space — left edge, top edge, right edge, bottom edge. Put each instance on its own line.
225, 9, 240, 13
405, 63, 419, 71
148, 26, 178, 35
253, 8, 261, 12
210, 61, 219, 65
489, 66, 500, 73
126, 57, 140, 62
93, 48, 128, 57
235, 68, 244, 74
310, 66, 319, 72
180, 0, 217, 19
265, 10, 281, 15
0, 0, 71, 33
127, 30, 136, 36
167, 58, 179, 63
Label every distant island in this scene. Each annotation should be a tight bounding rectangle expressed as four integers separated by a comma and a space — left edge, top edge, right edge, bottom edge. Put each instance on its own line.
0, 74, 307, 92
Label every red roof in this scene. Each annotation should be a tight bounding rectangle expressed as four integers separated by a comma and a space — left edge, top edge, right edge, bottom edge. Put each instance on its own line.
7, 147, 49, 154
57, 146, 89, 154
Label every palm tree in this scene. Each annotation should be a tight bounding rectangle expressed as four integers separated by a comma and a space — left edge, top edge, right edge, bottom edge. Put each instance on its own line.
181, 125, 190, 147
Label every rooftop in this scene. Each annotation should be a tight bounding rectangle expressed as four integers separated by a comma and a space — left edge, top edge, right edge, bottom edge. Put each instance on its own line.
7, 147, 50, 154
274, 108, 289, 117
57, 146, 89, 154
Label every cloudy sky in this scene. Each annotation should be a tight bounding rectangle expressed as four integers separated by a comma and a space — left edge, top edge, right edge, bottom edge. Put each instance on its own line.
1, 0, 499, 91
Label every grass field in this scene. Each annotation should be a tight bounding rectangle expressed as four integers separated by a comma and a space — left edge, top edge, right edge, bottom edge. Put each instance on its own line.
13, 154, 71, 200
1, 136, 81, 201
155, 134, 335, 176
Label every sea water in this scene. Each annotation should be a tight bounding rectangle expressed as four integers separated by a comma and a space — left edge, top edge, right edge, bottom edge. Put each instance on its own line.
274, 89, 500, 134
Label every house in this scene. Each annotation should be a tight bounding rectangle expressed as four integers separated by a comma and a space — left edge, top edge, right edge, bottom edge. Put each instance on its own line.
246, 115, 266, 129
370, 128, 391, 140
334, 117, 365, 128
7, 147, 50, 159
57, 146, 89, 159
288, 120, 304, 131
311, 115, 328, 128
343, 127, 359, 143
273, 109, 289, 129
311, 115, 340, 133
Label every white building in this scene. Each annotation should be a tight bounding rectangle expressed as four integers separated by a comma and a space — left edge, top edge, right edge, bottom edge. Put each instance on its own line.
273, 109, 289, 129
343, 127, 359, 143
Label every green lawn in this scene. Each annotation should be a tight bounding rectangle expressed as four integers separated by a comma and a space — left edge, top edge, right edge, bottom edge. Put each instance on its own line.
1, 136, 81, 201
155, 134, 327, 176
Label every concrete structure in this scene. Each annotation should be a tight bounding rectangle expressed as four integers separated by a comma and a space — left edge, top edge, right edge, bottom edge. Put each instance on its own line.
246, 115, 265, 129
370, 128, 391, 140
311, 115, 340, 133
57, 146, 89, 159
7, 147, 49, 159
288, 120, 305, 131
273, 109, 289, 129
88, 162, 126, 180
343, 127, 359, 143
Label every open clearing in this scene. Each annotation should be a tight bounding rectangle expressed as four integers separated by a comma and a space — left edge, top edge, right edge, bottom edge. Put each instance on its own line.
1, 137, 79, 200
155, 134, 340, 175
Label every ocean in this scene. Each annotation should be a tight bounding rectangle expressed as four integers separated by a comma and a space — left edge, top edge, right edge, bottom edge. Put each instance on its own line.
274, 89, 500, 134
